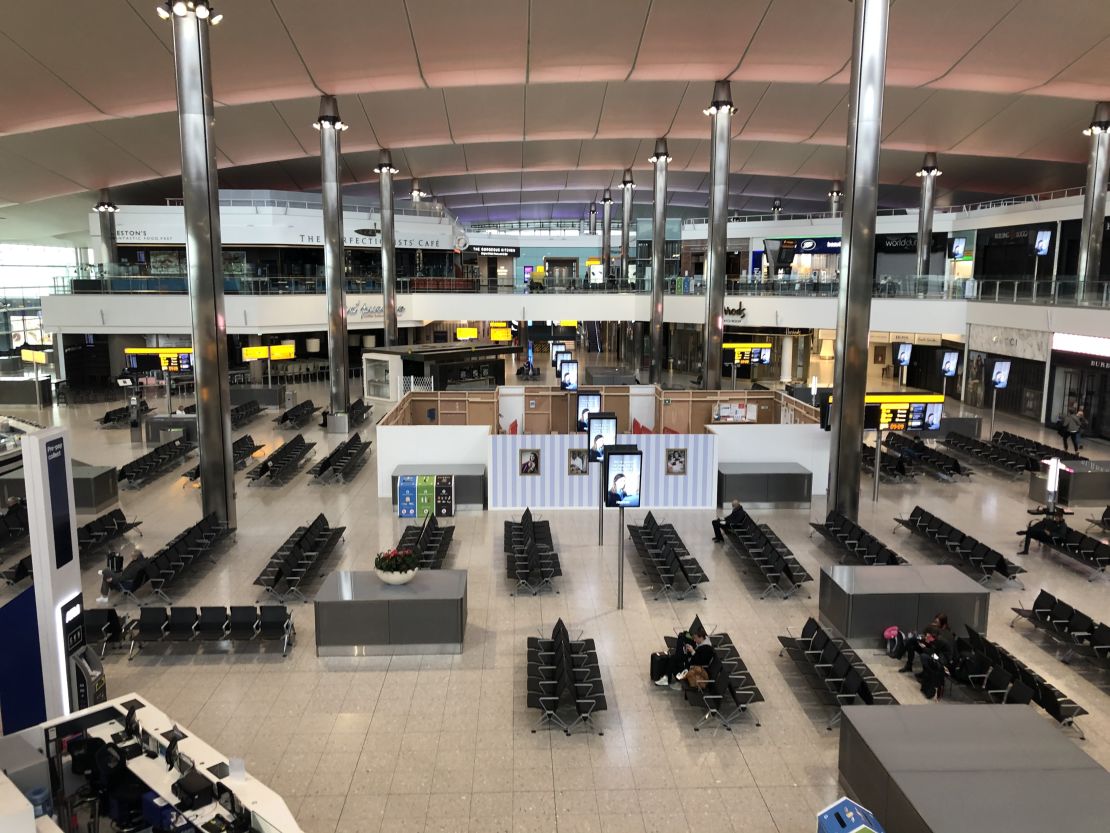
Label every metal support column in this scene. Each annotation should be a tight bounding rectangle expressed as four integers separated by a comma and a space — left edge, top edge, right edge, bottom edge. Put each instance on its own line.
619, 169, 634, 285
702, 81, 734, 390
649, 139, 670, 384
376, 150, 399, 346
827, 0, 890, 521
93, 191, 118, 274
589, 202, 597, 235
1077, 102, 1110, 303
828, 181, 843, 217
317, 95, 350, 428
164, 1, 235, 528
601, 190, 613, 281
915, 153, 941, 278
780, 335, 794, 383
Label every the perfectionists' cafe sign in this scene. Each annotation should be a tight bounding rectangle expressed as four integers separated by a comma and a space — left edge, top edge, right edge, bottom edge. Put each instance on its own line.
345, 302, 408, 321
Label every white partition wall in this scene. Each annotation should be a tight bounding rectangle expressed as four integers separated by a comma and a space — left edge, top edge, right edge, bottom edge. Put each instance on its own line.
375, 424, 491, 497
709, 423, 831, 496
490, 433, 716, 509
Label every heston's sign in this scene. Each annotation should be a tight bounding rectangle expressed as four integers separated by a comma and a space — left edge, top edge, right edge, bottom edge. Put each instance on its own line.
346, 302, 408, 321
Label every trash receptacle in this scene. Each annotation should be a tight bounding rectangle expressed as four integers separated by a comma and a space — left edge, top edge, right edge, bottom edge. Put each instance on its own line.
816, 797, 884, 833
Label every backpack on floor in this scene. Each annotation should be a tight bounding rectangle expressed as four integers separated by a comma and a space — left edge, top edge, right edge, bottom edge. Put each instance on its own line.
883, 625, 906, 660
650, 652, 669, 682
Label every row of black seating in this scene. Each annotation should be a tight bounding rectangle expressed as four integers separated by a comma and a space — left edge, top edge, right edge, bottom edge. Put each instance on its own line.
107, 514, 229, 604
247, 434, 316, 486
860, 442, 913, 482
97, 400, 152, 427
1026, 523, 1110, 578
993, 430, 1085, 467
718, 507, 812, 599
1, 554, 31, 586
627, 513, 708, 600
307, 432, 371, 483
1011, 589, 1110, 669
960, 626, 1087, 737
662, 616, 764, 731
78, 509, 142, 559
778, 618, 896, 729
128, 605, 296, 658
527, 619, 606, 735
811, 511, 907, 565
184, 434, 262, 482
276, 399, 320, 429
348, 398, 372, 427
397, 513, 454, 569
944, 432, 1028, 475
0, 500, 29, 550
253, 514, 346, 602
884, 432, 969, 480
504, 508, 553, 553
1087, 505, 1110, 535
508, 537, 563, 596
118, 438, 195, 488
895, 506, 1026, 589
231, 399, 263, 429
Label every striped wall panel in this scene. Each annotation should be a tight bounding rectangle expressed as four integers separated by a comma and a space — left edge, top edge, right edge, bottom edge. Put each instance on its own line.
490, 433, 716, 510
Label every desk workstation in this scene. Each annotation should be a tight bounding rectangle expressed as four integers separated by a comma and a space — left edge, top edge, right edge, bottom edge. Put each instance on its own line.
0, 693, 303, 833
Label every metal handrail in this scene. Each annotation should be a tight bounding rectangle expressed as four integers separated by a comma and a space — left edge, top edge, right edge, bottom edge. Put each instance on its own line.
162, 196, 445, 218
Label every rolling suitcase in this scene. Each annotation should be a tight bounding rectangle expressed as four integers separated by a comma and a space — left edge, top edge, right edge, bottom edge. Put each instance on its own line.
650, 652, 669, 682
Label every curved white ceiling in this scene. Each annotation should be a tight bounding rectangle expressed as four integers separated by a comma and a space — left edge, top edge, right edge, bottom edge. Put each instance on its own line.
1, 0, 1108, 236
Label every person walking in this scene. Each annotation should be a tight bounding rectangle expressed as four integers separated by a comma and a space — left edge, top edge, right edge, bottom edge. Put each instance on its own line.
1060, 407, 1081, 454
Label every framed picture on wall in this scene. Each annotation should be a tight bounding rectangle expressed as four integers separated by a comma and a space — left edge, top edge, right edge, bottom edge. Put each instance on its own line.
665, 448, 687, 476
519, 449, 540, 476
567, 448, 588, 475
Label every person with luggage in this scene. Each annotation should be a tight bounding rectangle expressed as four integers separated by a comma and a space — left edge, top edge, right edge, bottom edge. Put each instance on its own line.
652, 626, 715, 687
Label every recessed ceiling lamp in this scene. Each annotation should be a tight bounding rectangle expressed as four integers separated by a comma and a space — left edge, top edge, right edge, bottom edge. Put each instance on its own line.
157, 2, 222, 24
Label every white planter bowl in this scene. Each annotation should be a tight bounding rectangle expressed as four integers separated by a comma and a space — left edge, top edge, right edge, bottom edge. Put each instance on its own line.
376, 568, 417, 586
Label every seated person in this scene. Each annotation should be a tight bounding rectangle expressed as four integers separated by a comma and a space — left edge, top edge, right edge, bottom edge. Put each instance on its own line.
654, 626, 715, 686
1017, 507, 1068, 554
899, 613, 954, 674
712, 500, 746, 542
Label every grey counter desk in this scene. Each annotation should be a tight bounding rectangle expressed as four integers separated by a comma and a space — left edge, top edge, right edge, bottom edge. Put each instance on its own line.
839, 705, 1110, 833
1029, 458, 1110, 506
717, 462, 811, 508
819, 564, 988, 641
315, 569, 467, 655
144, 414, 198, 443
0, 458, 119, 515
391, 464, 487, 510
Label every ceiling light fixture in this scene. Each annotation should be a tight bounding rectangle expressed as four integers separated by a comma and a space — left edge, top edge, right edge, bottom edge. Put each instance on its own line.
621, 169, 635, 190
703, 80, 737, 117
158, 2, 222, 24
771, 198, 782, 213
1082, 102, 1110, 136
915, 152, 942, 178
410, 178, 429, 200
828, 180, 843, 198
648, 138, 672, 164
93, 200, 119, 214
601, 189, 612, 205
374, 150, 398, 175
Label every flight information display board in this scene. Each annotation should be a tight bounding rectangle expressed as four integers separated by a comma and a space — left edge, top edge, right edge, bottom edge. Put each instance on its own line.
863, 393, 944, 432
722, 341, 772, 364
160, 352, 192, 373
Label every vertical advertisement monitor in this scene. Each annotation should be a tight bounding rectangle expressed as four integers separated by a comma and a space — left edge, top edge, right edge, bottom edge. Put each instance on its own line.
753, 347, 771, 365
941, 351, 959, 377
992, 361, 1011, 389
558, 360, 578, 390
924, 403, 944, 430
604, 447, 642, 508
587, 413, 617, 463
1034, 230, 1052, 256
550, 344, 566, 368
576, 392, 601, 432
950, 237, 966, 259
895, 343, 913, 367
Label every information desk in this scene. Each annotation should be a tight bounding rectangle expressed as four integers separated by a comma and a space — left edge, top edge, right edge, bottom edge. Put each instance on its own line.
717, 462, 812, 507
0, 693, 303, 833
819, 564, 989, 641
1029, 458, 1110, 506
839, 705, 1110, 833
0, 459, 118, 515
391, 464, 487, 510
315, 569, 467, 655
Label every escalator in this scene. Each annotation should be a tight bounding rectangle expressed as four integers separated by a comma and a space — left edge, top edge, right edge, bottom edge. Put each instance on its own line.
587, 321, 603, 354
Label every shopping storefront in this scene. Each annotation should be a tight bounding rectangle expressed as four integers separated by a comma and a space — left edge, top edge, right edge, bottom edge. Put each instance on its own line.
1045, 333, 1110, 441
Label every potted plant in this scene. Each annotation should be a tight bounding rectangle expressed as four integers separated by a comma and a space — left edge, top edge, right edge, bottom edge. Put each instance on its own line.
374, 548, 418, 585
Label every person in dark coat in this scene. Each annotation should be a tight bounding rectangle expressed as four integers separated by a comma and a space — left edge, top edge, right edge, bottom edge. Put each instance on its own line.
712, 500, 746, 542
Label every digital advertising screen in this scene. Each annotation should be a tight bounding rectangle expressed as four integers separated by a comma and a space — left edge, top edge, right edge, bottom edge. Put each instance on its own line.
941, 351, 959, 377
1034, 230, 1052, 256
604, 447, 642, 509
752, 347, 772, 365
924, 403, 944, 430
587, 412, 618, 463
558, 359, 578, 390
895, 343, 913, 367
576, 392, 601, 432
950, 237, 966, 259
992, 361, 1011, 389
550, 343, 567, 368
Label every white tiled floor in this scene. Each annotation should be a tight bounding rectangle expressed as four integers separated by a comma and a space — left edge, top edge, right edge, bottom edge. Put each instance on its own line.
2, 371, 1108, 833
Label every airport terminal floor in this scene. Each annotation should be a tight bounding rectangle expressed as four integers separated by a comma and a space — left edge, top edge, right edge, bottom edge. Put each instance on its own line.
1, 350, 1108, 833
